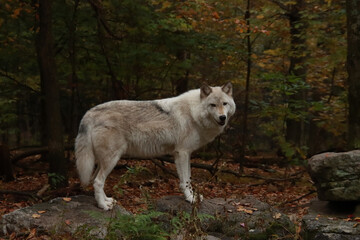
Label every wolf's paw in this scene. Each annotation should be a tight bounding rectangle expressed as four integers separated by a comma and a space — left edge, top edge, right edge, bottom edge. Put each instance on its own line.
184, 190, 203, 203
98, 198, 117, 211
105, 197, 117, 205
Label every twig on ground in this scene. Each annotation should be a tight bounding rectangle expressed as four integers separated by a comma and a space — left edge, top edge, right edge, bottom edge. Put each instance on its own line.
150, 159, 178, 178
282, 190, 316, 205
36, 184, 50, 197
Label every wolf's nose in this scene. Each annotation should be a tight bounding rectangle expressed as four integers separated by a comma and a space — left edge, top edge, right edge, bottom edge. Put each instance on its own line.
219, 115, 226, 121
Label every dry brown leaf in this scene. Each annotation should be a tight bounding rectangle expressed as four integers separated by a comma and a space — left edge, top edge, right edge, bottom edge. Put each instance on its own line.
273, 212, 282, 219
63, 197, 72, 202
38, 210, 46, 214
65, 219, 71, 225
32, 213, 41, 218
26, 228, 36, 240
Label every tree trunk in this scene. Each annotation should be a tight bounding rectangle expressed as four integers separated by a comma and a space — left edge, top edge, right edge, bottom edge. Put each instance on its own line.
285, 0, 307, 148
36, 0, 68, 188
0, 144, 14, 181
175, 50, 189, 95
239, 0, 251, 172
346, 0, 360, 149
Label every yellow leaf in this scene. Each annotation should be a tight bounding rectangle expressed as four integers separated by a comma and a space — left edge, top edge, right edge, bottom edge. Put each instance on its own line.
63, 197, 72, 202
32, 213, 41, 218
263, 49, 281, 56
237, 206, 253, 214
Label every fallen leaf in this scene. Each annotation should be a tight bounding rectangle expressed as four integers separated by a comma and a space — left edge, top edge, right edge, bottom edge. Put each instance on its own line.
26, 228, 36, 239
10, 232, 16, 239
32, 213, 41, 218
65, 219, 71, 225
354, 223, 359, 228
237, 206, 253, 214
38, 210, 46, 214
63, 197, 72, 202
240, 222, 245, 228
273, 212, 282, 219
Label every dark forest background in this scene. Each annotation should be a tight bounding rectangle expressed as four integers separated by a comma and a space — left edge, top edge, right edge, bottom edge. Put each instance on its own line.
1, 0, 360, 187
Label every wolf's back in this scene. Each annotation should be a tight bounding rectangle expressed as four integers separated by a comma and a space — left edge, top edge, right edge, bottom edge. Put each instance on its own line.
75, 120, 95, 186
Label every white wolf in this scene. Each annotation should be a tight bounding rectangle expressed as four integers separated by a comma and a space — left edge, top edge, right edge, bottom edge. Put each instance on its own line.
75, 82, 236, 210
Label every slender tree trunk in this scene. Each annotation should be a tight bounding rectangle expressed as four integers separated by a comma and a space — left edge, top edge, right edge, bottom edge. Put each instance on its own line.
36, 0, 68, 188
239, 0, 251, 172
69, 0, 80, 141
286, 0, 307, 148
346, 0, 360, 149
175, 50, 189, 95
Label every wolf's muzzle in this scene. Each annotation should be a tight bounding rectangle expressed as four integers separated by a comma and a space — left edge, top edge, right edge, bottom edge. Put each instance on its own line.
218, 115, 227, 125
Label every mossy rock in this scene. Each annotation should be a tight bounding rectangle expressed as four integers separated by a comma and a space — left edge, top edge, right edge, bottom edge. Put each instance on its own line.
156, 195, 295, 240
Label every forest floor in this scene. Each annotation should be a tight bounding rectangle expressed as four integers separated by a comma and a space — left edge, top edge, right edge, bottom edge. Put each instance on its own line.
0, 154, 316, 239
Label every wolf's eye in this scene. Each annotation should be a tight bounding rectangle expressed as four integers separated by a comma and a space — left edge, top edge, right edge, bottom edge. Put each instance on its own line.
223, 102, 228, 106
209, 104, 216, 107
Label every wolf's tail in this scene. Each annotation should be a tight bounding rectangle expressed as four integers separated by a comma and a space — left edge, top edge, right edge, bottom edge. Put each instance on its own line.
75, 121, 95, 186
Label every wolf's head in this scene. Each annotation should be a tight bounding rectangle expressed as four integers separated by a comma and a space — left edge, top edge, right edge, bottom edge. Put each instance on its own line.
200, 82, 236, 127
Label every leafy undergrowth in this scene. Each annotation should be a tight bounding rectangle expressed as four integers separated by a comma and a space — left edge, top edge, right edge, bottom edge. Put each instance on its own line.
0, 154, 316, 238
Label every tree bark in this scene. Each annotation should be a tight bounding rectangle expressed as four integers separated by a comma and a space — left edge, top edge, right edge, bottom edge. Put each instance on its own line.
346, 0, 360, 149
239, 0, 251, 172
175, 50, 189, 95
0, 144, 15, 181
285, 0, 308, 148
36, 0, 68, 188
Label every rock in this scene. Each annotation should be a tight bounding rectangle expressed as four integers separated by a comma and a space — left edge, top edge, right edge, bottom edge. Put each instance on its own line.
156, 195, 295, 240
308, 150, 360, 201
0, 195, 130, 238
301, 199, 360, 240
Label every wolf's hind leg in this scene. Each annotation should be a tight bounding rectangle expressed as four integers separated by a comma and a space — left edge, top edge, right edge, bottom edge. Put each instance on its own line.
93, 150, 122, 210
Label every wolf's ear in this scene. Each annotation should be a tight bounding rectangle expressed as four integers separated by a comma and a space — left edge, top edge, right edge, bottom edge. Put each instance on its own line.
200, 84, 212, 99
222, 82, 233, 96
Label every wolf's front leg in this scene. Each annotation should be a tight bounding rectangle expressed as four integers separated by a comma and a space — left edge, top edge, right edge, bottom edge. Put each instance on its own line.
174, 151, 203, 203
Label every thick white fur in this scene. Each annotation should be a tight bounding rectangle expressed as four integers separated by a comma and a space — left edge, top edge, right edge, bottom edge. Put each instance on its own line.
75, 83, 236, 210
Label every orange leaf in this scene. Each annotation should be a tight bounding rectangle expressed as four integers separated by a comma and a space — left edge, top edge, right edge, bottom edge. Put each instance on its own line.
65, 219, 71, 225
212, 12, 220, 19
38, 210, 46, 214
63, 197, 72, 202
11, 8, 21, 19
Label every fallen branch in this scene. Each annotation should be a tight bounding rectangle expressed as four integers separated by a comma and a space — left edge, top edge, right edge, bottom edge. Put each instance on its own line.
150, 159, 178, 178
11, 145, 74, 163
36, 184, 50, 197
156, 156, 302, 183
10, 146, 304, 184
0, 190, 41, 199
283, 190, 317, 205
